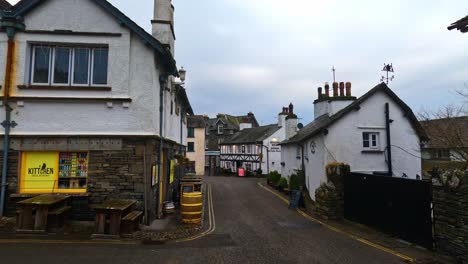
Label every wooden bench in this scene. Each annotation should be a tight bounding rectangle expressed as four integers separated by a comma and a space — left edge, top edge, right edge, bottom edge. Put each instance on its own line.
121, 210, 143, 234
48, 206, 72, 229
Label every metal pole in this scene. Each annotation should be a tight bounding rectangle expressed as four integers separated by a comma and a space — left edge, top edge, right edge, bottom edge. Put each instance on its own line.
0, 38, 16, 217
266, 146, 270, 175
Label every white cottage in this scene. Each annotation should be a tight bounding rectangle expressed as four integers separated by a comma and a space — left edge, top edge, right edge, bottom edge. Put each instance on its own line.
281, 82, 428, 198
0, 0, 193, 221
220, 104, 298, 174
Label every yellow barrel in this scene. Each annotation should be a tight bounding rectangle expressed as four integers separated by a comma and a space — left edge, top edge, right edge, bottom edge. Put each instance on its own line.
181, 192, 202, 224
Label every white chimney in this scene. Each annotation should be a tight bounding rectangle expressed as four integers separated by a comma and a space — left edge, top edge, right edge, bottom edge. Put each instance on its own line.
152, 0, 175, 55
314, 82, 356, 118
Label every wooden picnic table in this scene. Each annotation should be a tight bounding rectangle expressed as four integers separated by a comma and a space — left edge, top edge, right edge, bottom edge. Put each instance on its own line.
92, 199, 136, 237
17, 194, 70, 232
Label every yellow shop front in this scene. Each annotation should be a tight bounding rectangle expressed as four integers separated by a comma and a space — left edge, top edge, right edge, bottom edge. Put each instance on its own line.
20, 151, 89, 194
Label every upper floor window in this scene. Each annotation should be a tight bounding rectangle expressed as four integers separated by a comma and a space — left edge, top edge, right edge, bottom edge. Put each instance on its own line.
187, 142, 195, 152
31, 45, 109, 86
188, 127, 195, 138
363, 132, 380, 150
218, 124, 224, 134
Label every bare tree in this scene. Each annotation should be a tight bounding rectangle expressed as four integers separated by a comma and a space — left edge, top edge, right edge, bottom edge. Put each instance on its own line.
419, 103, 468, 168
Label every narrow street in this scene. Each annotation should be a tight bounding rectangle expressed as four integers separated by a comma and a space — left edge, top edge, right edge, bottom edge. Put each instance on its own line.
0, 176, 407, 264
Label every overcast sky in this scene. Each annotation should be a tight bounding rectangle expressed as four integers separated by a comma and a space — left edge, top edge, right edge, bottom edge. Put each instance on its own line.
8, 0, 468, 125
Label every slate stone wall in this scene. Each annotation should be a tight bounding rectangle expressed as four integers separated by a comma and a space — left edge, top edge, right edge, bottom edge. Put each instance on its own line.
432, 169, 468, 263
314, 163, 349, 220
0, 137, 180, 222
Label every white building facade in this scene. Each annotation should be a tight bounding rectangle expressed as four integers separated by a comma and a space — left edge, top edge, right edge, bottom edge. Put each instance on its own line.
220, 104, 298, 174
0, 0, 193, 220
281, 82, 428, 199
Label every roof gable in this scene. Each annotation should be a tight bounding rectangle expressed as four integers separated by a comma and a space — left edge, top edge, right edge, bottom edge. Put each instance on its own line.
222, 124, 280, 145
2, 0, 177, 74
282, 83, 428, 144
0, 0, 11, 10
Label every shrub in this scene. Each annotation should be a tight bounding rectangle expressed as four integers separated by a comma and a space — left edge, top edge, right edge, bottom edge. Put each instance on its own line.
256, 168, 263, 176
278, 177, 288, 189
289, 173, 301, 190
269, 171, 281, 185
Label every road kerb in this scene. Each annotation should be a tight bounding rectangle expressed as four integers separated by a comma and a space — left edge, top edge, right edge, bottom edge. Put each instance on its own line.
257, 181, 415, 263
170, 183, 216, 243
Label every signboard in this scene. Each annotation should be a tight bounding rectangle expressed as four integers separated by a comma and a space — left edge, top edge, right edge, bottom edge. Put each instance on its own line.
170, 160, 175, 183
152, 165, 159, 186
270, 142, 281, 153
20, 152, 59, 193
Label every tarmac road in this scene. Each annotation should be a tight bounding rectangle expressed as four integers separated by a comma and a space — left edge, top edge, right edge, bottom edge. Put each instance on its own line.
0, 176, 408, 264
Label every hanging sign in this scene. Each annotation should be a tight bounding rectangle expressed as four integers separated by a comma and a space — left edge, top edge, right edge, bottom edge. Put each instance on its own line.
152, 165, 159, 186
170, 160, 175, 183
20, 152, 59, 193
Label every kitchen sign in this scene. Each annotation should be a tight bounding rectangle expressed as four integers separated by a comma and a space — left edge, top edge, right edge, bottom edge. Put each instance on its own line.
20, 152, 59, 193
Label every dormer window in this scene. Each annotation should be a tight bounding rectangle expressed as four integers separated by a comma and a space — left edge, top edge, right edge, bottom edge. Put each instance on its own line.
218, 124, 224, 134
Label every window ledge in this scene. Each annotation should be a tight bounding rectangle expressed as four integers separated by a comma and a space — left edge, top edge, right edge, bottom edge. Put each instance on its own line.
18, 85, 111, 91
361, 150, 384, 153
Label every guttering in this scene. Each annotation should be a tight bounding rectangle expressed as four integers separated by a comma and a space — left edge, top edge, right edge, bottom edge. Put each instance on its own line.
0, 15, 24, 217
157, 74, 168, 219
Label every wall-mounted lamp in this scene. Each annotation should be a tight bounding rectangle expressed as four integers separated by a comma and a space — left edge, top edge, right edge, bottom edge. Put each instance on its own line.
179, 67, 186, 83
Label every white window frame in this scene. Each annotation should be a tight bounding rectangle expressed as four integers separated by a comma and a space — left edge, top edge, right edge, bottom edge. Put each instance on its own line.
218, 124, 224, 134
30, 45, 108, 87
363, 132, 380, 150
51, 47, 72, 86
71, 48, 91, 86
246, 144, 252, 154
31, 46, 52, 86
90, 48, 109, 87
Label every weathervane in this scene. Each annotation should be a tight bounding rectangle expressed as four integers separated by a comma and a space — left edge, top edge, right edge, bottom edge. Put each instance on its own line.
380, 63, 395, 84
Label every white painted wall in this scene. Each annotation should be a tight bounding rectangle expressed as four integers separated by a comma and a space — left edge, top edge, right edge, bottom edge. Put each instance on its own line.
280, 144, 300, 177
282, 89, 423, 200
0, 0, 187, 145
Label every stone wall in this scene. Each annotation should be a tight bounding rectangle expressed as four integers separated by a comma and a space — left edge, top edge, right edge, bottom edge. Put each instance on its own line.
314, 163, 349, 220
0, 137, 183, 222
432, 169, 468, 263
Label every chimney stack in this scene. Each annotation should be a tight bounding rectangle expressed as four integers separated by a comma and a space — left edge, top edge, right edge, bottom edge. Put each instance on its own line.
346, 82, 352, 96
339, 82, 345, 97
318, 87, 323, 99
332, 82, 339, 97
325, 83, 330, 97
152, 0, 175, 55
289, 103, 294, 114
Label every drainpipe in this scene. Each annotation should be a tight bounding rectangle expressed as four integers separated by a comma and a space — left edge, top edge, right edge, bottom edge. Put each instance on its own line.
301, 143, 306, 177
385, 103, 393, 176
0, 16, 23, 217
157, 75, 168, 219
143, 144, 148, 224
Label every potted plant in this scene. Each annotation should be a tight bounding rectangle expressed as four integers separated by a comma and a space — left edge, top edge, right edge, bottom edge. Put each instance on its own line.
289, 173, 301, 191
270, 171, 281, 188
278, 177, 288, 193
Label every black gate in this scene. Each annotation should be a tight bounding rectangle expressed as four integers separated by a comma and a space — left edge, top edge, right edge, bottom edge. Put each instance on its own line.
344, 172, 433, 248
